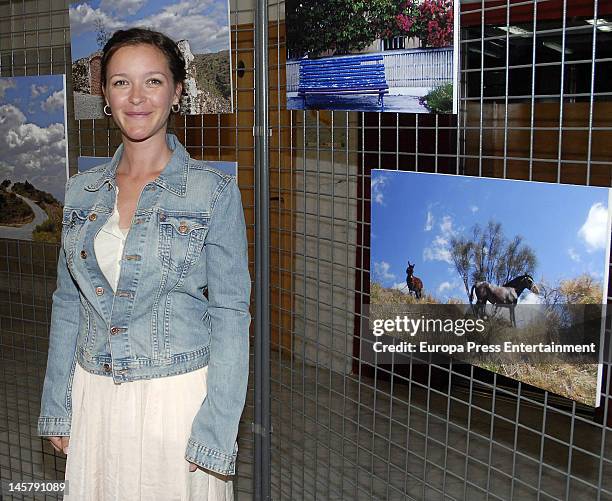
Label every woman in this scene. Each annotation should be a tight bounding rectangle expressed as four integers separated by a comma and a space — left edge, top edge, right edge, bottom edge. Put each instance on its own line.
37, 28, 250, 500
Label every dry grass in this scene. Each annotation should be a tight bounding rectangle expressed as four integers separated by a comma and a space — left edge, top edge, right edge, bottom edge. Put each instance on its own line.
370, 282, 600, 407
478, 361, 599, 407
371, 282, 440, 304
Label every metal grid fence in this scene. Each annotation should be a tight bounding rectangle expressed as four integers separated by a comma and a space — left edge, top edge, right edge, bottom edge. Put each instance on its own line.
0, 0, 257, 498
267, 0, 612, 500
1, 0, 611, 500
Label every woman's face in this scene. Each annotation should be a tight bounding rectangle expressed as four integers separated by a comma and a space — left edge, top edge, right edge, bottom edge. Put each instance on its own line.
103, 43, 182, 144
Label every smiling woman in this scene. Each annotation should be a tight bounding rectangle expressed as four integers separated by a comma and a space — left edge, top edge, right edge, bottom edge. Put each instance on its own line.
38, 28, 250, 501
101, 29, 184, 143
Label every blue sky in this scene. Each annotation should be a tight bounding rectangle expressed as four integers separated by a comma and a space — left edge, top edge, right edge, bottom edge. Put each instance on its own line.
69, 0, 230, 60
371, 170, 611, 303
0, 75, 68, 202
1, 75, 65, 127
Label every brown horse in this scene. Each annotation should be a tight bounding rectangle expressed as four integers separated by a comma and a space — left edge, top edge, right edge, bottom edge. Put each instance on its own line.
469, 274, 539, 327
406, 262, 424, 299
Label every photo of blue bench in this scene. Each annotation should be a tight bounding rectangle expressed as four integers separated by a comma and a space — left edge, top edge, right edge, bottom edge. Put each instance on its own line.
298, 54, 389, 110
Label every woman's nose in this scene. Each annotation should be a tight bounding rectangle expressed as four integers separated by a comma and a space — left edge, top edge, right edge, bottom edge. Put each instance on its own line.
129, 86, 145, 105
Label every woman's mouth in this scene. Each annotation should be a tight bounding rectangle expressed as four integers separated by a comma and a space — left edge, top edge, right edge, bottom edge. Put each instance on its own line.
125, 112, 152, 118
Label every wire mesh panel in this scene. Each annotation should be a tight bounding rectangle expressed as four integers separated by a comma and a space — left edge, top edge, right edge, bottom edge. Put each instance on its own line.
269, 0, 612, 500
0, 0, 257, 498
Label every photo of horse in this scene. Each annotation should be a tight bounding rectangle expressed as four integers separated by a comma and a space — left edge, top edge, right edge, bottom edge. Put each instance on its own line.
370, 169, 611, 406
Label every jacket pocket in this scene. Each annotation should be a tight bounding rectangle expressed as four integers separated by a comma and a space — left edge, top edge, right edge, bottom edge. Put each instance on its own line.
62, 208, 89, 267
77, 298, 96, 354
157, 210, 209, 275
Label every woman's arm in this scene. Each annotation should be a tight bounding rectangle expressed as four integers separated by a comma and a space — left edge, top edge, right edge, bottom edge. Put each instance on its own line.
185, 178, 251, 476
38, 177, 82, 437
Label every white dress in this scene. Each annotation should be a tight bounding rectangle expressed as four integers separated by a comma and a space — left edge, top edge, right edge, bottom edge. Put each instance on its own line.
64, 186, 233, 500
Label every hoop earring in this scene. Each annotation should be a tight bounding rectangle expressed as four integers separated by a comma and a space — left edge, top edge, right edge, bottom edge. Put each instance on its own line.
103, 104, 112, 116
171, 103, 180, 113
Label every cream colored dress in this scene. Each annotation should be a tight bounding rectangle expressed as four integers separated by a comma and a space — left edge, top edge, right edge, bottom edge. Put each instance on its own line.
64, 186, 233, 501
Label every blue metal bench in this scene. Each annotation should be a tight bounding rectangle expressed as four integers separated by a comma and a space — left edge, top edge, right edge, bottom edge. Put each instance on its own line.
298, 54, 389, 110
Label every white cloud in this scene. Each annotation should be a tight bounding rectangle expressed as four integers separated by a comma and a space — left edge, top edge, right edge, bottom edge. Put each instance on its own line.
371, 174, 387, 206
41, 90, 65, 112
470, 205, 479, 213
373, 260, 395, 282
30, 84, 48, 98
518, 290, 543, 304
70, 0, 230, 54
423, 215, 454, 264
440, 215, 453, 234
0, 103, 66, 200
438, 281, 461, 293
391, 282, 410, 294
568, 248, 581, 262
68, 3, 123, 38
578, 202, 608, 252
0, 79, 16, 99
100, 0, 146, 16
424, 211, 434, 231
423, 236, 452, 263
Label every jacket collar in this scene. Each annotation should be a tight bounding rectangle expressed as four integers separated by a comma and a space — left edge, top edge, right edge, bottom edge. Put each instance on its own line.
85, 133, 189, 197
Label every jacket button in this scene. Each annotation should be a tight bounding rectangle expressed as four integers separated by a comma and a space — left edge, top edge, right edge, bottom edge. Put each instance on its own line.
89, 213, 97, 221
103, 363, 111, 372
110, 326, 120, 335
95, 286, 104, 295
178, 223, 188, 233
159, 214, 166, 221
80, 250, 87, 259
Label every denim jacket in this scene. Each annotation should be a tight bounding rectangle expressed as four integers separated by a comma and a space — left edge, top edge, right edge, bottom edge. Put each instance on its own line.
37, 134, 251, 476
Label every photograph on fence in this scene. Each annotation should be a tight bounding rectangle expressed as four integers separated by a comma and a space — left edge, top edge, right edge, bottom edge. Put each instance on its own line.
69, 0, 233, 119
0, 75, 69, 243
285, 0, 458, 114
369, 170, 611, 406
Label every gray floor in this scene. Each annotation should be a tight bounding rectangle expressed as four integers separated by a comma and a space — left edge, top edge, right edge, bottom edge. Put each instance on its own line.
1, 353, 610, 500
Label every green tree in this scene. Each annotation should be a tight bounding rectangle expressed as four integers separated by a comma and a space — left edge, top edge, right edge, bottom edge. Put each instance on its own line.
95, 17, 110, 50
449, 219, 537, 301
286, 0, 397, 57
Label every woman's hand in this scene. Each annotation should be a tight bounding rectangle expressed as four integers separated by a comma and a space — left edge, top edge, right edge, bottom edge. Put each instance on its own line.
187, 461, 230, 481
47, 436, 70, 455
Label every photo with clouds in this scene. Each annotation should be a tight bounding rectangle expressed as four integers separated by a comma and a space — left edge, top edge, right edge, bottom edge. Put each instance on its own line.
0, 75, 68, 243
69, 0, 232, 118
371, 170, 610, 306
370, 170, 610, 406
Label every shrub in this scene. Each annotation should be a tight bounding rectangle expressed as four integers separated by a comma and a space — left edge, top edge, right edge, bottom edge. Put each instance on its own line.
421, 83, 453, 113
386, 0, 454, 48
419, 0, 454, 48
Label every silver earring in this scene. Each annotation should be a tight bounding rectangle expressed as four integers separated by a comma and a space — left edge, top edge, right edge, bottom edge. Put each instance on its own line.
103, 104, 112, 116
171, 103, 180, 113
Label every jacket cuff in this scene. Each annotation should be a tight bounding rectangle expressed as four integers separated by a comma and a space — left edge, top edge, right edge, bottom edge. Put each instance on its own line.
37, 417, 71, 437
184, 437, 238, 476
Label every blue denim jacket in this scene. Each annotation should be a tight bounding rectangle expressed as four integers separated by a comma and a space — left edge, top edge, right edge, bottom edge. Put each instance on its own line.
37, 134, 251, 476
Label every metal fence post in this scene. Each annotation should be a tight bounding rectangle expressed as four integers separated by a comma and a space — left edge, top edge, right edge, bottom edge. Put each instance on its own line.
254, 0, 271, 497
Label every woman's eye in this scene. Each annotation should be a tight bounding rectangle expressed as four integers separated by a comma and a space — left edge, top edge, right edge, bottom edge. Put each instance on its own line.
112, 80, 128, 87
148, 78, 162, 85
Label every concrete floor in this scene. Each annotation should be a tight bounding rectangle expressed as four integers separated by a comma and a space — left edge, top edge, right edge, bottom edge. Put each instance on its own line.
1, 354, 610, 500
